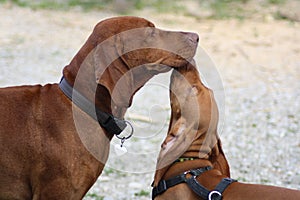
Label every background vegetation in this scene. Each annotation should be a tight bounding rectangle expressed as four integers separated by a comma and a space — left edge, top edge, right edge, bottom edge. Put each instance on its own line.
1, 0, 296, 20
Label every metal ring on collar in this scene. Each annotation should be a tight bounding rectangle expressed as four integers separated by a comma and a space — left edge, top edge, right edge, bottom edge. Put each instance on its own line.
116, 120, 134, 140
208, 190, 222, 200
184, 170, 191, 175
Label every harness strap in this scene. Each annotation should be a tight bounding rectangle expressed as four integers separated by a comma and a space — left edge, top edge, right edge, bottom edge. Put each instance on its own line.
152, 166, 237, 200
214, 178, 237, 194
152, 166, 212, 199
153, 174, 185, 197
59, 77, 127, 136
188, 177, 237, 200
186, 176, 210, 199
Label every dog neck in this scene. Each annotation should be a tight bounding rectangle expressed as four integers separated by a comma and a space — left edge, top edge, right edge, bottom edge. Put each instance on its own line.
62, 46, 165, 125
154, 66, 230, 186
153, 130, 229, 187
153, 105, 230, 187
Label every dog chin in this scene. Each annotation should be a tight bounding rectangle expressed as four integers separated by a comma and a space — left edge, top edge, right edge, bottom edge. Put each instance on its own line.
170, 59, 189, 68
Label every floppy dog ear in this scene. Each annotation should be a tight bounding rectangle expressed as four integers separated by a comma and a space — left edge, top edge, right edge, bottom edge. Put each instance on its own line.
210, 138, 231, 177
156, 118, 197, 171
94, 35, 135, 108
94, 34, 170, 108
98, 65, 134, 108
154, 118, 197, 186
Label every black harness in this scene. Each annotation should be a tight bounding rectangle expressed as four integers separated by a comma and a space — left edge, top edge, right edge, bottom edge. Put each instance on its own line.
59, 77, 127, 136
152, 166, 237, 200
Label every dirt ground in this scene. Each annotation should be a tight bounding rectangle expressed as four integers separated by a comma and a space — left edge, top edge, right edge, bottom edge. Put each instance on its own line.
0, 3, 299, 199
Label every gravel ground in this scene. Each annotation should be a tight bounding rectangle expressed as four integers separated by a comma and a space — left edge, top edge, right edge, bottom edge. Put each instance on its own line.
0, 4, 299, 200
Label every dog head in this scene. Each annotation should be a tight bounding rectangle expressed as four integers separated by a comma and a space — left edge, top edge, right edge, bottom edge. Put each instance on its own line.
154, 61, 230, 187
89, 16, 198, 109
95, 18, 198, 107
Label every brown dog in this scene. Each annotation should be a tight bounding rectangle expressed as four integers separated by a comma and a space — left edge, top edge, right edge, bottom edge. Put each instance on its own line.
152, 62, 300, 199
0, 16, 198, 199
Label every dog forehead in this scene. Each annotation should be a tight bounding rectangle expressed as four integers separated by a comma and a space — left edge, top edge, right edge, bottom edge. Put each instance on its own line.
95, 16, 155, 33
90, 17, 155, 46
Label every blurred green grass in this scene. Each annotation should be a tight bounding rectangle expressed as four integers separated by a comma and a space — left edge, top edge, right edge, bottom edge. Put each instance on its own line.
0, 0, 292, 20
1, 0, 184, 11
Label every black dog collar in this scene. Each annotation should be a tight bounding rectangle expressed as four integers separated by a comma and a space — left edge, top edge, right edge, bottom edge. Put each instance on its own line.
59, 77, 127, 136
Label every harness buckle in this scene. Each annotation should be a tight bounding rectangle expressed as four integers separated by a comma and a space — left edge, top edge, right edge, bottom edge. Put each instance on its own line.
208, 190, 222, 200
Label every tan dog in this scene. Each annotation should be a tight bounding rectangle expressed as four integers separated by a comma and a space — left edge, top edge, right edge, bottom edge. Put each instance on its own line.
0, 16, 198, 199
153, 62, 300, 199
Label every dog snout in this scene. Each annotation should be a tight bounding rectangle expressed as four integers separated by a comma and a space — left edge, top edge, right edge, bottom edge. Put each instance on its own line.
182, 32, 199, 44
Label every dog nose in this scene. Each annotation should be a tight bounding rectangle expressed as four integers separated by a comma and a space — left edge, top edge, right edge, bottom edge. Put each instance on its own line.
183, 32, 199, 44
